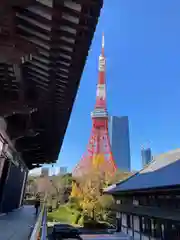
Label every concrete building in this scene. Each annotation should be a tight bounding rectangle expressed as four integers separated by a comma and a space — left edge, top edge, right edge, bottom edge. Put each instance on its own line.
59, 166, 67, 175
108, 116, 131, 171
141, 147, 152, 167
41, 167, 49, 177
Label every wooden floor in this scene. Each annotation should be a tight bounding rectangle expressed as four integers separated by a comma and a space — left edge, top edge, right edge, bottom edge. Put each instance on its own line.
0, 205, 36, 240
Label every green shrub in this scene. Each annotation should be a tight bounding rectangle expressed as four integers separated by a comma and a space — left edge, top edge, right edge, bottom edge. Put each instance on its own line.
74, 213, 81, 225
68, 197, 82, 211
78, 216, 84, 226
47, 205, 81, 225
47, 215, 54, 222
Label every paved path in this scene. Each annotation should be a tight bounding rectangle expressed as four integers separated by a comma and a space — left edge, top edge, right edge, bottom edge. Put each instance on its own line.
0, 205, 36, 240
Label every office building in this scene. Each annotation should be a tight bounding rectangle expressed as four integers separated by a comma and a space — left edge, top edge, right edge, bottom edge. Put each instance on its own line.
41, 167, 49, 177
108, 116, 131, 171
59, 166, 67, 175
141, 147, 152, 167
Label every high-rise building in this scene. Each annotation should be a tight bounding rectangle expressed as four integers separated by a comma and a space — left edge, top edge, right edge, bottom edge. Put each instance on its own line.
141, 147, 152, 167
41, 167, 49, 177
59, 167, 67, 175
108, 116, 131, 171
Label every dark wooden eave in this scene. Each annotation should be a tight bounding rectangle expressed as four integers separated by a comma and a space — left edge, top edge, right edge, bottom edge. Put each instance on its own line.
0, 0, 103, 169
113, 204, 180, 222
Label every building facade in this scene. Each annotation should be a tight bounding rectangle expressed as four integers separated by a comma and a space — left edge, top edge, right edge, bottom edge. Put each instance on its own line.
0, 132, 28, 213
106, 149, 180, 240
59, 166, 68, 175
41, 167, 49, 177
108, 116, 131, 171
114, 191, 180, 239
141, 147, 152, 167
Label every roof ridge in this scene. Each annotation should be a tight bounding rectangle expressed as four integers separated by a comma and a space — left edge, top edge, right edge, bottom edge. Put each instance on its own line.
105, 158, 158, 192
155, 148, 180, 158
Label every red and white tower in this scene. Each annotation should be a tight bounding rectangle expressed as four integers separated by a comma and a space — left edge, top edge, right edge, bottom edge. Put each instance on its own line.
72, 34, 117, 177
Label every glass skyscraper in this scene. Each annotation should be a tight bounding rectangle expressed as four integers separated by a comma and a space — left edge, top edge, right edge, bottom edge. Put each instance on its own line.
108, 116, 131, 171
141, 147, 152, 167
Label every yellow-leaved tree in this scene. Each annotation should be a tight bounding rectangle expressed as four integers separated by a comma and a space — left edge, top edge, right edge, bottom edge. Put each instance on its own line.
70, 169, 133, 224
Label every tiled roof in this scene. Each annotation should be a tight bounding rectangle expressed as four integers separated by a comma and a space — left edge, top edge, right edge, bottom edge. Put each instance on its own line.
106, 149, 180, 194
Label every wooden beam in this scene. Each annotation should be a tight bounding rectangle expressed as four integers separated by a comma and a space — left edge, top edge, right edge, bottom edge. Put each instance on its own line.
1, 103, 35, 117
0, 0, 35, 8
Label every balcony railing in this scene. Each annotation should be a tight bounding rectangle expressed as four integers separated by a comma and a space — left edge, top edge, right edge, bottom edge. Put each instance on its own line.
29, 195, 47, 240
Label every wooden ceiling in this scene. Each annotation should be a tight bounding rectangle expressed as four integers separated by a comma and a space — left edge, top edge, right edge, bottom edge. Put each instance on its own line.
0, 0, 103, 169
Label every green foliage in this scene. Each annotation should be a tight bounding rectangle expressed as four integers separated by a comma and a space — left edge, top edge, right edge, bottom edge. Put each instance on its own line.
72, 171, 114, 221
108, 170, 132, 185
62, 173, 73, 185
68, 197, 82, 211
47, 214, 55, 222
98, 195, 114, 209
78, 215, 84, 226
74, 213, 81, 225
70, 169, 132, 227
47, 205, 81, 225
47, 170, 132, 229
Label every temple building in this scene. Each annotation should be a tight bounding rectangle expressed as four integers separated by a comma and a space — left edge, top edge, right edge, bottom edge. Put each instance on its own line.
0, 0, 103, 213
105, 149, 180, 240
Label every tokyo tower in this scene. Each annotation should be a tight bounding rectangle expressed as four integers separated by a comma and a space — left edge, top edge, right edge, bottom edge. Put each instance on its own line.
72, 34, 117, 177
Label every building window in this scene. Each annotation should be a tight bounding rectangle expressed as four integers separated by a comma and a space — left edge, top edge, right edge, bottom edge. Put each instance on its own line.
133, 199, 139, 206
116, 212, 121, 219
139, 196, 148, 206
116, 199, 121, 205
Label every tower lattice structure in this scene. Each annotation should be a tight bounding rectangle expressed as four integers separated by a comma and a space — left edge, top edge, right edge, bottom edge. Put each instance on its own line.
72, 34, 117, 177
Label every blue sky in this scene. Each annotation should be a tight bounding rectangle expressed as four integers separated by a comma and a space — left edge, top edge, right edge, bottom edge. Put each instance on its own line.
40, 0, 180, 174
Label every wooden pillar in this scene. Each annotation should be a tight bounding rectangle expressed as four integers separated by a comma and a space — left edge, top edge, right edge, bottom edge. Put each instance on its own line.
19, 168, 28, 207
116, 212, 121, 232
148, 218, 151, 240
151, 218, 156, 238
139, 216, 142, 240
163, 221, 173, 240
146, 218, 151, 240
132, 215, 135, 238
161, 223, 165, 239
0, 158, 11, 212
126, 214, 128, 234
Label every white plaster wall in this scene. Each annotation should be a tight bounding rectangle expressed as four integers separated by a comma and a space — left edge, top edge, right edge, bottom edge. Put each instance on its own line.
122, 213, 127, 226
134, 215, 140, 231
134, 231, 141, 240
128, 228, 133, 237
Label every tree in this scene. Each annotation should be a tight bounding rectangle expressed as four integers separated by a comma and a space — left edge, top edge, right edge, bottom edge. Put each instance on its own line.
72, 170, 107, 220
107, 170, 133, 186
26, 176, 38, 198
48, 173, 73, 208
71, 169, 133, 224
